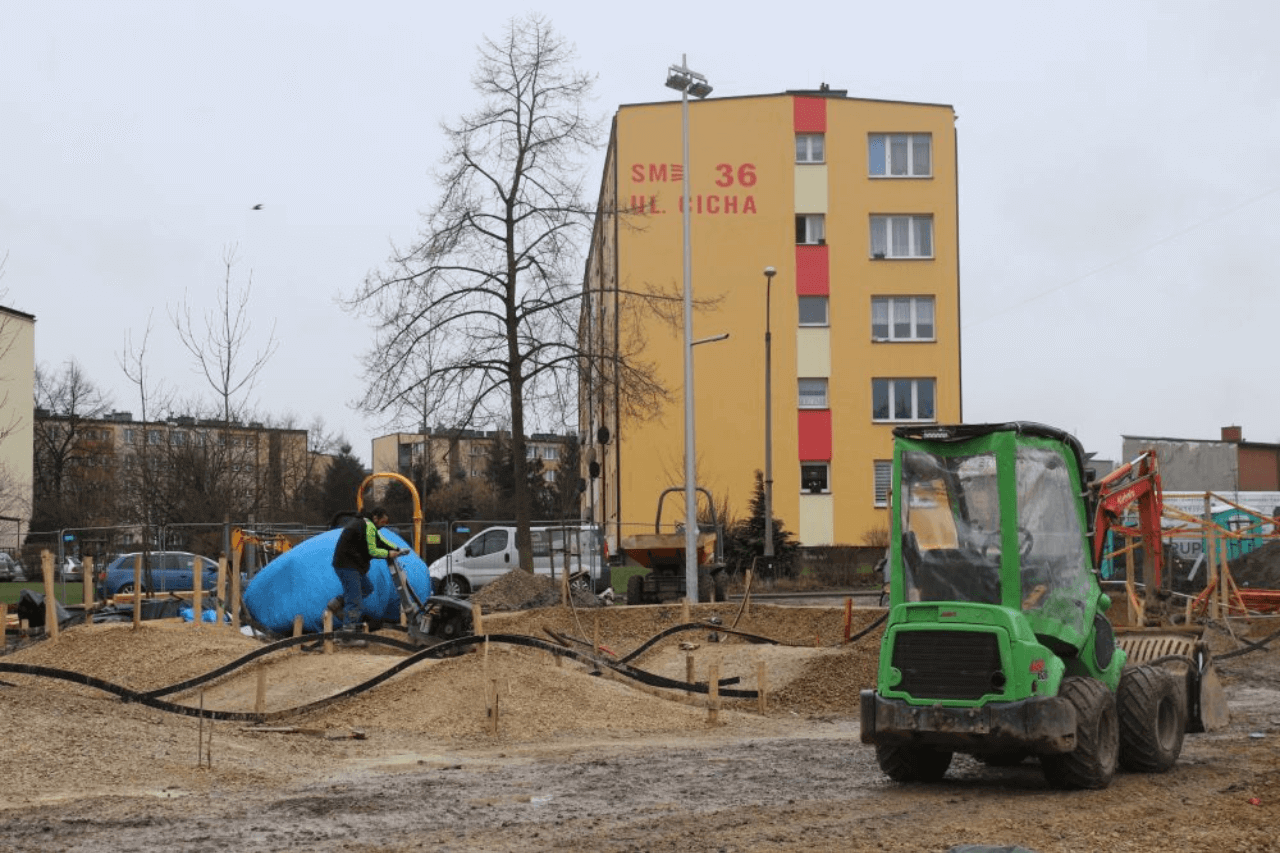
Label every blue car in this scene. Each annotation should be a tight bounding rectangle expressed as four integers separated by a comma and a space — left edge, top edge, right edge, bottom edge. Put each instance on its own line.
99, 551, 221, 598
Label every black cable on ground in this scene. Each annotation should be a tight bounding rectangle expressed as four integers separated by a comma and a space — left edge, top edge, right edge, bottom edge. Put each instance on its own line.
0, 630, 760, 724
1216, 626, 1280, 661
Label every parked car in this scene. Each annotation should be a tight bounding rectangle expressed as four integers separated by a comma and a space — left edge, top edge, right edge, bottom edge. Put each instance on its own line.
98, 551, 220, 599
427, 524, 609, 597
0, 552, 18, 582
59, 557, 83, 582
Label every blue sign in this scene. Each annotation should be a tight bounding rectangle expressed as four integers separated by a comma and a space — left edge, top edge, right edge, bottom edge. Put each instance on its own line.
63, 534, 76, 542
455, 526, 470, 534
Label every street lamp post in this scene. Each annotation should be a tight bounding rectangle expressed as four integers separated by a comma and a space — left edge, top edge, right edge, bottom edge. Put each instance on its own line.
664, 55, 712, 602
762, 266, 777, 573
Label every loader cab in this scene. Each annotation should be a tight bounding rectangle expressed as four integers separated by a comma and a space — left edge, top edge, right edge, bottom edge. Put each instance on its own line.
892, 423, 1101, 654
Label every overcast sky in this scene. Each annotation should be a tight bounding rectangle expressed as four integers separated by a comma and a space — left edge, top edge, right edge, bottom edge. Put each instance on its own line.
3, 1, 1277, 465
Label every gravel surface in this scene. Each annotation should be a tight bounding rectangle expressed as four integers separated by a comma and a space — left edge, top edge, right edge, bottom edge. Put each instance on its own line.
2, 589, 1279, 853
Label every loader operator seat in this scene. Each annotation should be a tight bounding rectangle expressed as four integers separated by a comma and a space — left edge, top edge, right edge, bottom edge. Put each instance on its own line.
904, 532, 1000, 605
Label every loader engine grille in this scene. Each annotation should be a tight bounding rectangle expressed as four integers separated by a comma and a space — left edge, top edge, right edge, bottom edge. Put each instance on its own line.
891, 630, 1003, 701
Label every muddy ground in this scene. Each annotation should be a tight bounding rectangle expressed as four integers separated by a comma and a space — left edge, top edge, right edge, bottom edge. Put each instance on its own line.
2, 589, 1279, 853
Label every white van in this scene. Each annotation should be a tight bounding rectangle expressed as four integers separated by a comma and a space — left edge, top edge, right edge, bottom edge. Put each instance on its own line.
428, 524, 609, 597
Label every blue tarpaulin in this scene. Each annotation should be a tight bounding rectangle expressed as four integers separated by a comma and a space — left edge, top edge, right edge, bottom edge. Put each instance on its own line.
243, 527, 431, 633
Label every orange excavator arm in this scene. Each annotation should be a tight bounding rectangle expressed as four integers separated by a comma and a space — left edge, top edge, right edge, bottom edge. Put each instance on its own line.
1091, 450, 1164, 588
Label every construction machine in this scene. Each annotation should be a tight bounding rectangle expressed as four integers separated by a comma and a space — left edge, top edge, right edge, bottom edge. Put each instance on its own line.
860, 422, 1227, 789
620, 486, 728, 604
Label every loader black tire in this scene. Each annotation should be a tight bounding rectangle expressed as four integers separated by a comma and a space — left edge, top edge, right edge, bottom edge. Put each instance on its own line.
1041, 676, 1119, 790
875, 743, 953, 783
1117, 664, 1186, 773
626, 574, 646, 606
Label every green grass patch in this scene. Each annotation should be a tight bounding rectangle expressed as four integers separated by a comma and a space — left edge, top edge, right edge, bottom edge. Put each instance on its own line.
0, 581, 85, 607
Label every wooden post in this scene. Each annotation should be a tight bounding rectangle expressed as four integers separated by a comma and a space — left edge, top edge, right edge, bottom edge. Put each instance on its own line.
41, 551, 58, 639
322, 609, 333, 654
1125, 542, 1142, 627
0, 603, 8, 648
132, 554, 143, 629
488, 678, 500, 736
191, 552, 203, 629
254, 668, 267, 714
843, 597, 853, 642
471, 600, 484, 637
215, 556, 228, 626
743, 569, 753, 617
681, 597, 691, 623
293, 614, 303, 637
708, 661, 720, 725
82, 556, 95, 609
230, 546, 243, 630
686, 653, 695, 684
756, 661, 768, 714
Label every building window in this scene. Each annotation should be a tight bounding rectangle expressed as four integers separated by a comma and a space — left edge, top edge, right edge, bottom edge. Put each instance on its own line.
872, 378, 936, 422
871, 296, 935, 341
801, 462, 830, 494
869, 133, 931, 177
542, 445, 559, 461
798, 378, 828, 409
526, 445, 538, 459
874, 460, 893, 507
798, 296, 829, 327
544, 469, 556, 483
796, 133, 825, 163
796, 214, 825, 245
870, 215, 932, 259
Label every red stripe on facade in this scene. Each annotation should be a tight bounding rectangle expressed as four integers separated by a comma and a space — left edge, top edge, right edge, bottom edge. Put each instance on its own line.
793, 97, 827, 132
795, 245, 829, 295
798, 409, 832, 460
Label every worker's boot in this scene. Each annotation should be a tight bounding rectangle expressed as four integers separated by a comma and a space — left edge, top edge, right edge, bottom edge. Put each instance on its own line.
337, 629, 367, 649
326, 597, 343, 615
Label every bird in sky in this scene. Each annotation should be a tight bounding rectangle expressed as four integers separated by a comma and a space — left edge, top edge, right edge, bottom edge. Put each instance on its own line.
251, 203, 263, 210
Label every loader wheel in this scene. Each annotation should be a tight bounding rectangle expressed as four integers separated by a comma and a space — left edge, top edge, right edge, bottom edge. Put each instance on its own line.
875, 743, 953, 783
626, 574, 646, 606
1041, 676, 1119, 790
1117, 664, 1186, 773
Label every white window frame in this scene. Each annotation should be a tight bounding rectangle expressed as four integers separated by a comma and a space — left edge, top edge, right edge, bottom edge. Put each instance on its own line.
868, 133, 932, 177
798, 296, 829, 327
870, 215, 933, 259
801, 462, 830, 494
796, 133, 825, 163
798, 377, 829, 409
872, 378, 936, 422
796, 214, 825, 245
871, 296, 935, 341
874, 460, 893, 507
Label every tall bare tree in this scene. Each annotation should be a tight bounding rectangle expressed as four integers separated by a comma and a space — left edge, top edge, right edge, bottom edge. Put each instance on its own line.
351, 14, 608, 570
32, 360, 114, 530
171, 246, 279, 519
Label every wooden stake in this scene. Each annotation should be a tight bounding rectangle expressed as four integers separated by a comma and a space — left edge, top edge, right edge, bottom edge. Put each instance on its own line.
82, 556, 94, 609
843, 597, 853, 642
681, 597, 691, 623
132, 553, 143, 629
293, 614, 303, 637
254, 668, 267, 715
230, 546, 243, 630
756, 661, 768, 714
471, 600, 484, 637
744, 569, 753, 617
686, 653, 695, 684
488, 678, 500, 736
41, 551, 57, 640
0, 604, 7, 645
322, 609, 333, 655
215, 556, 228, 626
708, 661, 720, 725
192, 551, 203, 627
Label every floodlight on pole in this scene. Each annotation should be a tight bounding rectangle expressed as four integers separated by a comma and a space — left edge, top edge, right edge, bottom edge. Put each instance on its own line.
763, 266, 777, 572
664, 54, 712, 603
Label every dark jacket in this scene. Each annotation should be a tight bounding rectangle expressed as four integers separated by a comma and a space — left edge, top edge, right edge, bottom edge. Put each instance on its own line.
332, 515, 396, 575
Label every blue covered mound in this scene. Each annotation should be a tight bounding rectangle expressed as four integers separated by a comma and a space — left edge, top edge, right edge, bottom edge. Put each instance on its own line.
243, 527, 431, 634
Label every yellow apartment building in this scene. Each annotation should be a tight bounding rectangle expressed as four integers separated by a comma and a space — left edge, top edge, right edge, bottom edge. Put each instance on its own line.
582, 87, 961, 550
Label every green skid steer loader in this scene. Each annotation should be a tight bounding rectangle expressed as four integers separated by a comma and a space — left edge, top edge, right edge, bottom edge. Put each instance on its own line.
860, 422, 1227, 789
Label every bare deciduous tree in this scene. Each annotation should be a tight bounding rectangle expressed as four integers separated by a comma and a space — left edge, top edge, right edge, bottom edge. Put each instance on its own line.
351, 14, 633, 570
32, 360, 114, 530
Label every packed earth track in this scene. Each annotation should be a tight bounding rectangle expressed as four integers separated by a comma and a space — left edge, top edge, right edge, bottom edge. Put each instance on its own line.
2, 594, 1279, 853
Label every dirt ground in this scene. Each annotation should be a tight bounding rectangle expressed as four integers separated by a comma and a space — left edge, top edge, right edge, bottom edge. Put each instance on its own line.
2, 588, 1280, 853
